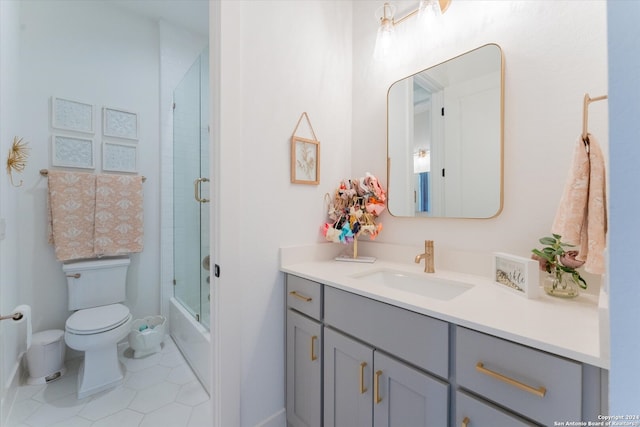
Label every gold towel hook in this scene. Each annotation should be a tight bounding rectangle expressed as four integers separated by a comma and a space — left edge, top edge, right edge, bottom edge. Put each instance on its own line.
6, 137, 30, 187
582, 93, 608, 145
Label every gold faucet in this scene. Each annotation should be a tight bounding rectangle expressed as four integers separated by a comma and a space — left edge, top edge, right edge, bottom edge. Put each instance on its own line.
415, 240, 435, 273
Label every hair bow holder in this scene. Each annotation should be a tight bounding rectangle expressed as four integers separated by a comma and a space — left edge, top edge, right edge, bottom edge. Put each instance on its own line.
322, 174, 387, 263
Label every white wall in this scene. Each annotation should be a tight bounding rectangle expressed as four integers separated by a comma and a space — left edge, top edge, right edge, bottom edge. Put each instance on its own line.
216, 1, 352, 425
607, 1, 640, 413
16, 1, 161, 337
0, 0, 23, 422
352, 1, 608, 292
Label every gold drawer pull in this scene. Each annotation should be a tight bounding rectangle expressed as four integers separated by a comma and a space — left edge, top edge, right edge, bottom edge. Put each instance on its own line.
374, 370, 383, 404
462, 416, 470, 427
359, 362, 368, 394
66, 273, 81, 279
310, 335, 318, 361
476, 362, 546, 398
289, 291, 312, 302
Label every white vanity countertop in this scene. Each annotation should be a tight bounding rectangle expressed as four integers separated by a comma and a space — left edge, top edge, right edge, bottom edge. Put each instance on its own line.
281, 244, 608, 369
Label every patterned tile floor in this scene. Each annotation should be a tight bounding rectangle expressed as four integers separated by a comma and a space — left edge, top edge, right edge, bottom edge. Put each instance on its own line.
6, 337, 211, 427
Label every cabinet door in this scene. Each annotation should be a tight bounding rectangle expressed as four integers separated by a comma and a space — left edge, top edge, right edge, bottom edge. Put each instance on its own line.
373, 352, 449, 427
287, 309, 322, 427
324, 328, 374, 427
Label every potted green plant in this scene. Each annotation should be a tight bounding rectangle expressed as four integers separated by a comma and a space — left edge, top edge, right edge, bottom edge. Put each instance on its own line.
531, 234, 587, 298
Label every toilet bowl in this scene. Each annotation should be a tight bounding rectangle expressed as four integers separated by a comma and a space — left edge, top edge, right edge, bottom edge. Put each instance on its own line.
62, 257, 131, 399
65, 303, 132, 398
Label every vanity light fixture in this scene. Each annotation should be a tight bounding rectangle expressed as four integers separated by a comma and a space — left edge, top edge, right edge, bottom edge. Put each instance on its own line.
413, 149, 431, 173
373, 3, 397, 61
373, 0, 452, 61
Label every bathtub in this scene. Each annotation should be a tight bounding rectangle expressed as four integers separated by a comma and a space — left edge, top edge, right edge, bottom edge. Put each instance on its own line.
169, 297, 211, 393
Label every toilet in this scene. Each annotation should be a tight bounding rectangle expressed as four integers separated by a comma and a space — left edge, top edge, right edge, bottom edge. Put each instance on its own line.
63, 256, 132, 399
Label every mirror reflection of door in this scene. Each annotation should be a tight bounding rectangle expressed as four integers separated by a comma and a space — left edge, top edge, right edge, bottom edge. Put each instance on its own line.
443, 71, 501, 217
412, 75, 443, 216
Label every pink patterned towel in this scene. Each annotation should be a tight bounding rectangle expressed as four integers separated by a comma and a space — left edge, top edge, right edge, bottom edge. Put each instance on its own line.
552, 135, 607, 274
48, 171, 97, 261
94, 174, 144, 256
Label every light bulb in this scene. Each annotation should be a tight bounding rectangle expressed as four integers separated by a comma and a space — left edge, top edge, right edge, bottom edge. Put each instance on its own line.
417, 0, 442, 28
373, 17, 396, 61
373, 3, 397, 61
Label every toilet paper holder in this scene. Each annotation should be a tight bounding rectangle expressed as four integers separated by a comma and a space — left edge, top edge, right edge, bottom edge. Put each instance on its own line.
0, 311, 24, 321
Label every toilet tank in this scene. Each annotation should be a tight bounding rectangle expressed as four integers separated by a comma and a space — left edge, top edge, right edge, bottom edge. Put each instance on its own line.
63, 256, 130, 311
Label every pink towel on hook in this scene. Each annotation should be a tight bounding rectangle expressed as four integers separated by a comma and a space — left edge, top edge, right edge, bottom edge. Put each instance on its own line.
94, 174, 144, 256
48, 171, 97, 261
551, 134, 607, 274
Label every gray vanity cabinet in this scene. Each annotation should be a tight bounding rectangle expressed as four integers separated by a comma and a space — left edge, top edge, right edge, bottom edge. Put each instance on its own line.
286, 275, 324, 427
323, 327, 373, 427
285, 273, 605, 427
455, 390, 538, 427
287, 309, 322, 427
323, 286, 449, 379
324, 327, 448, 427
323, 285, 449, 427
373, 351, 448, 427
455, 326, 605, 426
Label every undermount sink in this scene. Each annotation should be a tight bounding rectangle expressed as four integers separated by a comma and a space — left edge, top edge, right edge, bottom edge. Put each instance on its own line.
352, 269, 473, 301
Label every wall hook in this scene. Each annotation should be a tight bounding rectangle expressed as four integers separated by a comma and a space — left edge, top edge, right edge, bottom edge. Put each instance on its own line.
6, 136, 30, 187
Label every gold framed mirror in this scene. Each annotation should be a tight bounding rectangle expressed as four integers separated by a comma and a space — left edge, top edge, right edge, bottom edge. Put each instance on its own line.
387, 43, 504, 218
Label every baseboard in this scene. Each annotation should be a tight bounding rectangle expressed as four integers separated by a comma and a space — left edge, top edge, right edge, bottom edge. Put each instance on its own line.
255, 408, 286, 427
1, 351, 24, 426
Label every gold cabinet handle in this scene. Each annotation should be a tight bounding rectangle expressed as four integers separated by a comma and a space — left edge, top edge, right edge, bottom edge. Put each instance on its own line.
310, 335, 318, 361
374, 370, 382, 404
194, 177, 210, 203
476, 362, 546, 398
289, 290, 312, 302
66, 273, 81, 279
462, 416, 470, 427
359, 362, 368, 394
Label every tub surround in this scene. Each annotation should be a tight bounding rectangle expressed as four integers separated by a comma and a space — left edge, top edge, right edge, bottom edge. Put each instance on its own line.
281, 242, 608, 369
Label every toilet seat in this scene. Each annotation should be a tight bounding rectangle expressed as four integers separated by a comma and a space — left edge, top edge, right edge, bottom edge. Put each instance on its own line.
66, 303, 130, 335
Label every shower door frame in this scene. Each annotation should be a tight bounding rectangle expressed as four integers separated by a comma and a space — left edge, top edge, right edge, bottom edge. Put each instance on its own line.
172, 53, 210, 329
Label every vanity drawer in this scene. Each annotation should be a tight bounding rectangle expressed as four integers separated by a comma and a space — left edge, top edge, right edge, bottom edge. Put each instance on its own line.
286, 275, 322, 321
324, 286, 448, 378
456, 390, 539, 427
455, 326, 582, 426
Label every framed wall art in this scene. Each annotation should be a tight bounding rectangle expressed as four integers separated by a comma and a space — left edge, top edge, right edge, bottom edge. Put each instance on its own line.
103, 107, 138, 140
290, 112, 320, 185
51, 97, 94, 134
493, 252, 539, 298
102, 141, 138, 173
291, 136, 320, 185
51, 135, 95, 169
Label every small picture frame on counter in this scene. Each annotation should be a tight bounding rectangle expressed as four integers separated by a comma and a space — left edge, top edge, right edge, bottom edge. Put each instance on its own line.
493, 252, 539, 298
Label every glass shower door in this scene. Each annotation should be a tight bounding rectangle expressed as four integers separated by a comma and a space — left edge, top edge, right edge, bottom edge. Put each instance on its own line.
173, 51, 210, 329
